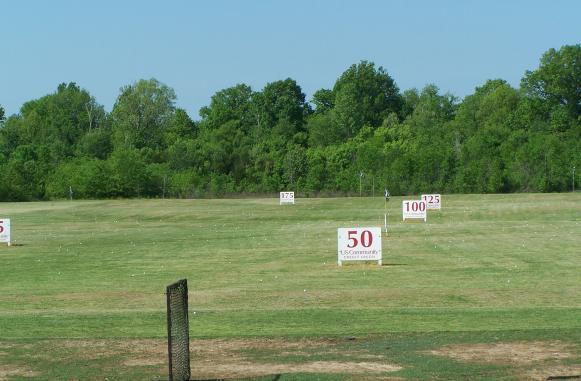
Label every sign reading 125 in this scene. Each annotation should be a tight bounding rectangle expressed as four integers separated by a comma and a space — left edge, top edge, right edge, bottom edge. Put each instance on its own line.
402, 200, 427, 222
337, 227, 382, 266
421, 194, 441, 210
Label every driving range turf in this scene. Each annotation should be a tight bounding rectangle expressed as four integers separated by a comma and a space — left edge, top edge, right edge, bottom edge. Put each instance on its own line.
0, 193, 580, 380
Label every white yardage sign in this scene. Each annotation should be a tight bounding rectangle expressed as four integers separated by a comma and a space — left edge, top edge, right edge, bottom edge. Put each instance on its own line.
337, 227, 382, 266
279, 191, 295, 204
402, 200, 427, 222
421, 194, 441, 210
0, 219, 11, 246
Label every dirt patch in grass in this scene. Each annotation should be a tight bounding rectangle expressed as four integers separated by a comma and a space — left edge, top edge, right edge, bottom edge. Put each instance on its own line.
188, 338, 401, 379
2, 338, 402, 379
59, 338, 166, 360
193, 361, 401, 379
121, 338, 400, 377
429, 341, 575, 365
278, 350, 312, 356
123, 357, 166, 366
191, 337, 339, 352
0, 342, 32, 350
0, 365, 40, 380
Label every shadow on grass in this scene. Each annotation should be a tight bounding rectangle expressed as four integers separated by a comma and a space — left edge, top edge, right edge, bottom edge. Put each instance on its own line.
381, 263, 408, 266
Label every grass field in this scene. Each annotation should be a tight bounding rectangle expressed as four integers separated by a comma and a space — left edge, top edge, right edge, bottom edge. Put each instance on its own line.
0, 193, 580, 380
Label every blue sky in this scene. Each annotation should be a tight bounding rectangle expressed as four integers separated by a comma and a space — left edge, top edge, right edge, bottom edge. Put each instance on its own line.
1, 0, 580, 119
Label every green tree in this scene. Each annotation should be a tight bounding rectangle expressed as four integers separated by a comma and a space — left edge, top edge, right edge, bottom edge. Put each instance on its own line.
333, 61, 403, 137
75, 127, 113, 160
0, 115, 23, 162
3, 83, 105, 160
0, 83, 105, 204
408, 85, 457, 125
199, 84, 254, 130
168, 169, 199, 198
46, 158, 115, 199
304, 148, 328, 193
522, 44, 581, 120
311, 89, 334, 114
284, 144, 307, 190
306, 112, 342, 147
2, 145, 52, 200
111, 78, 176, 151
195, 119, 251, 183
253, 78, 310, 135
164, 108, 197, 146
107, 148, 149, 197
167, 139, 197, 171
451, 80, 519, 193
401, 89, 420, 119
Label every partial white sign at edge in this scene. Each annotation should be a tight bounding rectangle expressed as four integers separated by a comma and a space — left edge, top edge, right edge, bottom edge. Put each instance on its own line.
0, 219, 11, 246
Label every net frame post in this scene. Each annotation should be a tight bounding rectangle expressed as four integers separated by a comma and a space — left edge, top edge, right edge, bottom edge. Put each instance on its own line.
166, 279, 191, 381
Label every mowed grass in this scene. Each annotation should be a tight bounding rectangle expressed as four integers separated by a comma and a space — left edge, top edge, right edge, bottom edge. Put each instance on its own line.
0, 193, 580, 380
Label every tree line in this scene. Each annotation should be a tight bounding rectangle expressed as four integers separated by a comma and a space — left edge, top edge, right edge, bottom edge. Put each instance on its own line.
0, 44, 579, 201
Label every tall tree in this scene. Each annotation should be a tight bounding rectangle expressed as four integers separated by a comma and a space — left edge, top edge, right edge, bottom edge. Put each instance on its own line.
311, 89, 334, 114
111, 78, 176, 151
197, 84, 254, 187
254, 78, 310, 134
7, 83, 104, 158
199, 84, 254, 131
333, 61, 403, 137
164, 108, 197, 146
521, 44, 581, 120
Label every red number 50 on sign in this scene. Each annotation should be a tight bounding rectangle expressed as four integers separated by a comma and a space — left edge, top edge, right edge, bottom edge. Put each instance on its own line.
346, 230, 373, 248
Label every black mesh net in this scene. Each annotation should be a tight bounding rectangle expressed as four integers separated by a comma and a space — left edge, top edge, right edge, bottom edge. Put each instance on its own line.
166, 279, 191, 381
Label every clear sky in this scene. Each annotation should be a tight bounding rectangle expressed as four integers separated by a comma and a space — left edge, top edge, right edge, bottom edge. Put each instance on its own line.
1, 0, 580, 119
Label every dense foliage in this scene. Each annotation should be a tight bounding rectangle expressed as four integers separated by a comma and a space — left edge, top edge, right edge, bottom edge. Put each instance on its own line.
1, 46, 580, 200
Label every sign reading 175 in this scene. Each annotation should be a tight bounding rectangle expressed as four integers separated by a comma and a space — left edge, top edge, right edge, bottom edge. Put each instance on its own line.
279, 191, 295, 204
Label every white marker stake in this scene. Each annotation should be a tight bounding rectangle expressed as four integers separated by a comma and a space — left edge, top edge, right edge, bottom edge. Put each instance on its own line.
0, 219, 11, 246
279, 191, 295, 205
383, 189, 389, 234
384, 213, 388, 233
338, 227, 382, 266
